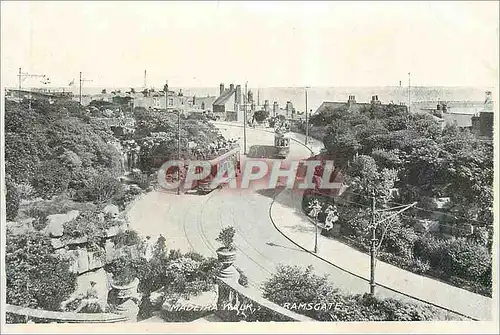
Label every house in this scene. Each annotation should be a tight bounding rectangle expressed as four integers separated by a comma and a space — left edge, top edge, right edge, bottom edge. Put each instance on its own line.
314, 95, 405, 115
212, 83, 242, 121
471, 91, 494, 139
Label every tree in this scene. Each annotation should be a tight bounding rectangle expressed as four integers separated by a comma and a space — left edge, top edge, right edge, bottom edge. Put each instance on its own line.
6, 231, 78, 312
253, 109, 269, 122
324, 126, 361, 170
101, 89, 107, 94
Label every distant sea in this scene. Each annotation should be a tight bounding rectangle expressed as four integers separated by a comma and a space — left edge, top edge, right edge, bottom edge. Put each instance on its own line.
9, 86, 492, 113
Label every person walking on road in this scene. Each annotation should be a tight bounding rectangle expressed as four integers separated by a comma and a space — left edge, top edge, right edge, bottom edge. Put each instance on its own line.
143, 236, 154, 261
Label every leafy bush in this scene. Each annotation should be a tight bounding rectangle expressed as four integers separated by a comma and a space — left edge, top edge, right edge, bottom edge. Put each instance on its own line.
263, 264, 454, 321
31, 160, 71, 199
6, 231, 78, 312
254, 110, 270, 122
6, 177, 20, 221
113, 229, 142, 248
75, 172, 124, 204
106, 256, 139, 286
216, 226, 236, 251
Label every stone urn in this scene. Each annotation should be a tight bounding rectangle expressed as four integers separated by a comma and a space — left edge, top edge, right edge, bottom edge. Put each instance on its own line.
216, 248, 238, 279
111, 277, 140, 299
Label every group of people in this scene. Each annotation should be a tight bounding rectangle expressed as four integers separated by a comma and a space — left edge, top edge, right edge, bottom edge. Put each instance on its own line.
187, 136, 239, 160
307, 199, 339, 231
142, 234, 166, 261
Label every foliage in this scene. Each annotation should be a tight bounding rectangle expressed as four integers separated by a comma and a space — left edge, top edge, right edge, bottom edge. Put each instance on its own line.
254, 109, 270, 122
74, 172, 124, 204
21, 196, 97, 231
263, 264, 450, 321
106, 256, 139, 285
113, 229, 142, 248
6, 231, 78, 311
5, 100, 123, 201
6, 176, 20, 221
31, 160, 72, 199
262, 264, 339, 321
216, 226, 236, 251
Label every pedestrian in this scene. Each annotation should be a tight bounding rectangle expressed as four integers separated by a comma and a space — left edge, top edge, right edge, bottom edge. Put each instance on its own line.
155, 234, 167, 256
144, 236, 154, 261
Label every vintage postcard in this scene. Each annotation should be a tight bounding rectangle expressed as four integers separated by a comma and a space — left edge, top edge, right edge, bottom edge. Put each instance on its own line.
1, 1, 498, 334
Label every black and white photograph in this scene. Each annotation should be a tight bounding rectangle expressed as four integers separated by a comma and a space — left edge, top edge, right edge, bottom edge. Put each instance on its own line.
1, 1, 498, 333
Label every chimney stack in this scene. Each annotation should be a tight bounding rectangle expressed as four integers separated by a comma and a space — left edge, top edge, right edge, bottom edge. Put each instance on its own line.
347, 95, 356, 105
273, 101, 279, 116
235, 85, 241, 104
220, 83, 224, 95
229, 84, 235, 91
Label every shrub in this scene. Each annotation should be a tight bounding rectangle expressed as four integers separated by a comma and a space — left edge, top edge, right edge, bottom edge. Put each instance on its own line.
216, 226, 236, 251
106, 256, 138, 286
74, 172, 124, 204
31, 160, 71, 199
263, 265, 450, 321
6, 178, 20, 221
413, 235, 491, 284
6, 231, 78, 312
113, 229, 142, 248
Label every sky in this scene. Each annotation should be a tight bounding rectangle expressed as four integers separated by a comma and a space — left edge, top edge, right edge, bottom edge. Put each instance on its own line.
1, 1, 498, 89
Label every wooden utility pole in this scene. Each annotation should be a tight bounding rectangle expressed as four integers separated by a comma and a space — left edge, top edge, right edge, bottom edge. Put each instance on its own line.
408, 72, 411, 113
369, 197, 417, 296
369, 194, 377, 296
18, 68, 22, 100
244, 82, 248, 155
79, 72, 82, 105
305, 87, 309, 146
79, 72, 92, 106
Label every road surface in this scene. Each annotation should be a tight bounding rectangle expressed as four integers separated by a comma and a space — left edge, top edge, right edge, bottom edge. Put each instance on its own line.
128, 122, 483, 320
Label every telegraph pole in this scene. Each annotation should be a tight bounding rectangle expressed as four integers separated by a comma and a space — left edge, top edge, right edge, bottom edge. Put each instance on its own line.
79, 72, 82, 105
305, 87, 309, 146
18, 68, 22, 100
408, 72, 411, 113
369, 196, 417, 296
18, 70, 49, 109
79, 72, 92, 106
314, 215, 319, 253
369, 194, 377, 296
244, 81, 248, 155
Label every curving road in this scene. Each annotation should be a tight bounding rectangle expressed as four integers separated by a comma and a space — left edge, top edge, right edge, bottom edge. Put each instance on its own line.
128, 122, 477, 319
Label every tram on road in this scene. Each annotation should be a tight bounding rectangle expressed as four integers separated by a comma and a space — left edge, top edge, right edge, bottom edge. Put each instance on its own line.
196, 146, 241, 194
274, 130, 291, 159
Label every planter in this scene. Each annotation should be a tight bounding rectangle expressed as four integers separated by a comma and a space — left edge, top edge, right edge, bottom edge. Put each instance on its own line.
111, 277, 140, 299
216, 248, 238, 279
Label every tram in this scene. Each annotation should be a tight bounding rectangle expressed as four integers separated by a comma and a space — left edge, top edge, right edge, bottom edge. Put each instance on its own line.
196, 145, 241, 194
274, 128, 291, 159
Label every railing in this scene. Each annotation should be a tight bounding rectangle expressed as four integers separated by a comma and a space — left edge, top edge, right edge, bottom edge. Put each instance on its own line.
216, 277, 315, 322
5, 304, 128, 323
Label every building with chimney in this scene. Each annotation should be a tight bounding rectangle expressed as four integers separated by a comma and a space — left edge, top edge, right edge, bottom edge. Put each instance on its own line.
314, 95, 401, 115
471, 91, 494, 140
212, 83, 243, 121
